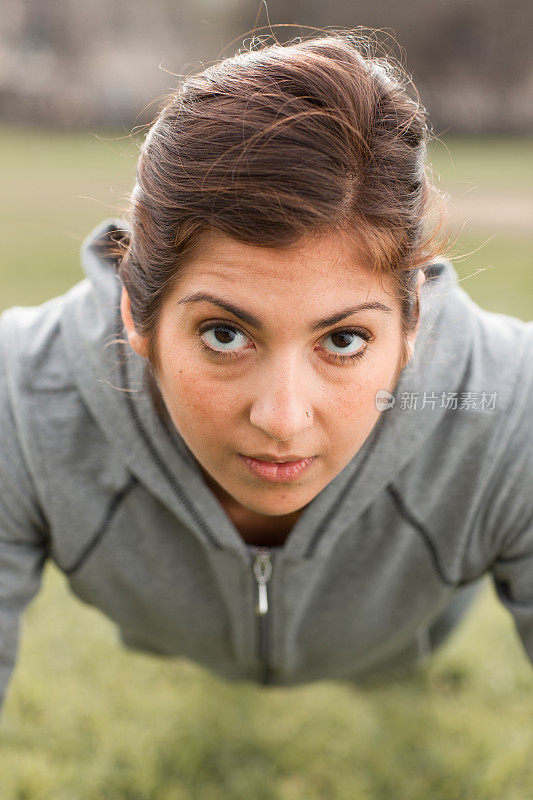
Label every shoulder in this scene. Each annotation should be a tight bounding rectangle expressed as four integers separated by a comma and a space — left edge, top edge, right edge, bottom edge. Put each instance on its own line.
467, 301, 533, 437
0, 292, 79, 396
0, 288, 131, 565
422, 258, 533, 417
438, 272, 533, 497
0, 217, 125, 396
0, 312, 52, 540
459, 308, 533, 568
483, 326, 533, 543
470, 302, 532, 384
0, 293, 80, 462
0, 289, 97, 518
397, 265, 533, 569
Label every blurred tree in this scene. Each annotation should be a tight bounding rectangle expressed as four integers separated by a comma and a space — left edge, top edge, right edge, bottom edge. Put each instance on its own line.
0, 0, 531, 132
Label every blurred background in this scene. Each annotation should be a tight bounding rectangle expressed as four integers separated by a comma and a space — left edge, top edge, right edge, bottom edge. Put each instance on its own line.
1, 2, 532, 798
1, 0, 533, 132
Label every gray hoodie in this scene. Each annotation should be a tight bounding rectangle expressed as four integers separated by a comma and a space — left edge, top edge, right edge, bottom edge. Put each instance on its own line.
1, 218, 532, 714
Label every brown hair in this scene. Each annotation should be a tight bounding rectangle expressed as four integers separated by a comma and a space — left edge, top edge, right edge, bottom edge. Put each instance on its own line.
113, 29, 447, 370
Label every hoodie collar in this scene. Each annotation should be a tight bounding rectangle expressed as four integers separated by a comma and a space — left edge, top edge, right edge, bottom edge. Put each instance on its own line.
61, 218, 476, 561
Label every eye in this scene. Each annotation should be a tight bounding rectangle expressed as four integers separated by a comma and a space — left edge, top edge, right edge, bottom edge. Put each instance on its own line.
196, 322, 373, 365
319, 328, 372, 363
198, 323, 251, 356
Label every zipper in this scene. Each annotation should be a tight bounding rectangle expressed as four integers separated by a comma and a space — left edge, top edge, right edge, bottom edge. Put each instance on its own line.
251, 547, 273, 684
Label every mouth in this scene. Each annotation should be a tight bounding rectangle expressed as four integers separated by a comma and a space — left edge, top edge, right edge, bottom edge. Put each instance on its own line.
242, 453, 314, 463
238, 454, 317, 483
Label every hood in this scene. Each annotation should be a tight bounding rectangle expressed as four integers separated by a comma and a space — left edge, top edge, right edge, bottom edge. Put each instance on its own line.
59, 218, 486, 560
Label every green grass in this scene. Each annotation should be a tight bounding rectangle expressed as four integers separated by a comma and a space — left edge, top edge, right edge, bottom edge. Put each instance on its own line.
1, 128, 532, 798
447, 232, 533, 322
428, 136, 533, 193
3, 567, 533, 799
0, 126, 140, 309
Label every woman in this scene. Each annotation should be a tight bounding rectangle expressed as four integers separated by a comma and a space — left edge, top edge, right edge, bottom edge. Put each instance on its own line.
0, 32, 531, 712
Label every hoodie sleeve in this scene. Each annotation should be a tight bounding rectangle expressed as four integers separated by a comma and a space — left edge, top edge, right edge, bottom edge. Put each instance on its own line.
489, 327, 533, 667
0, 332, 49, 720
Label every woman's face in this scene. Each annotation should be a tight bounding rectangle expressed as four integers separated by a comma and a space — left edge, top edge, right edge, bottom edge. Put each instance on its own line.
122, 230, 421, 519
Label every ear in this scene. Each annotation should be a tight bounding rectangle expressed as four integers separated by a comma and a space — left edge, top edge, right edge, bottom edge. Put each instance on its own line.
401, 269, 426, 368
120, 286, 150, 359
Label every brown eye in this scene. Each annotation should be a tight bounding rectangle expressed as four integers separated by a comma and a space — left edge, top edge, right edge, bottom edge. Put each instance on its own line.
321, 329, 370, 357
201, 324, 249, 353
213, 327, 237, 345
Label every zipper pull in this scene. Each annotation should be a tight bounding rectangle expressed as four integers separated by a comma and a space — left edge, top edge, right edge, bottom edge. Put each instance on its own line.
252, 548, 272, 616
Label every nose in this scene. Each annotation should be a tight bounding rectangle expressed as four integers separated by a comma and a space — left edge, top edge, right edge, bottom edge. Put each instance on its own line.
248, 354, 314, 442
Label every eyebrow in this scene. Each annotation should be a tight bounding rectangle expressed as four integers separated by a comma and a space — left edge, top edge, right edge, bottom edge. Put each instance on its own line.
177, 291, 392, 331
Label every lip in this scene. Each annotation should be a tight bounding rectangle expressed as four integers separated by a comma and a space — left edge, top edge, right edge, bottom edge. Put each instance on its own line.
238, 454, 317, 483
242, 453, 313, 463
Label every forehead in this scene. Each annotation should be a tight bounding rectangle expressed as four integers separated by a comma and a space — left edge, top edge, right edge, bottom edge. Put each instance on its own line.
175, 229, 396, 301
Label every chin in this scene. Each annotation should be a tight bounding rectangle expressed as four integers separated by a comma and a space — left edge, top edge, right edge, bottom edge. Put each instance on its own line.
243, 489, 311, 516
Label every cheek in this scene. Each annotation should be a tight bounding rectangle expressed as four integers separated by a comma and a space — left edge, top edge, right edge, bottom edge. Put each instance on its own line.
334, 357, 397, 404
362, 336, 404, 391
158, 355, 238, 434
319, 347, 401, 427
